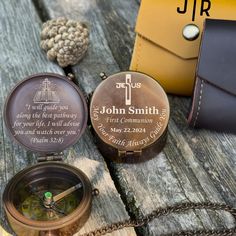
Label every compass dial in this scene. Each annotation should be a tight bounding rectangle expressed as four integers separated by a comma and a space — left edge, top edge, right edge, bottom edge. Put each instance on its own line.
3, 162, 92, 236
17, 179, 81, 221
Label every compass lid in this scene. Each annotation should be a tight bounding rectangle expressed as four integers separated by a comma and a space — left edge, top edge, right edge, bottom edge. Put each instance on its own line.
90, 71, 170, 162
4, 73, 88, 153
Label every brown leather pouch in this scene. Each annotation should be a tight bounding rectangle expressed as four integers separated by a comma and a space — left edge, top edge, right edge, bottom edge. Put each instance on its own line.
188, 19, 236, 133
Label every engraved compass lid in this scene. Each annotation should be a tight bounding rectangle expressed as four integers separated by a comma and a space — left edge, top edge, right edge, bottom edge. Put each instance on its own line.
90, 71, 170, 163
4, 73, 88, 153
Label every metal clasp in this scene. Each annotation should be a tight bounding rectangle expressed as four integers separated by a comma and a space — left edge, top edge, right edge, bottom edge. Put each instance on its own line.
37, 152, 64, 162
118, 150, 142, 158
100, 72, 108, 80
183, 24, 200, 41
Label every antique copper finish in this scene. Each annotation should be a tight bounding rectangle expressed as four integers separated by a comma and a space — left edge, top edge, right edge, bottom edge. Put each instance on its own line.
3, 73, 92, 236
90, 71, 170, 163
3, 162, 92, 236
4, 73, 88, 153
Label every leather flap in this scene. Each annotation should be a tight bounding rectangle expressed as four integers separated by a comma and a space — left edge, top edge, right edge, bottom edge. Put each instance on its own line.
136, 0, 236, 59
198, 19, 236, 96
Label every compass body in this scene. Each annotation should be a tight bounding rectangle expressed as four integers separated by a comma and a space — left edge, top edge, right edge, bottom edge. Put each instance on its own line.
3, 73, 91, 236
3, 162, 92, 236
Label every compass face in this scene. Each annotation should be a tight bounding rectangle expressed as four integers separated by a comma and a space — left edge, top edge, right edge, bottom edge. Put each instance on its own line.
3, 162, 92, 236
14, 178, 82, 221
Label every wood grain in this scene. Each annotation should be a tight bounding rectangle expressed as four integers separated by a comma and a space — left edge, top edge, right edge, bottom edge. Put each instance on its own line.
0, 0, 136, 235
39, 0, 236, 235
95, 0, 139, 70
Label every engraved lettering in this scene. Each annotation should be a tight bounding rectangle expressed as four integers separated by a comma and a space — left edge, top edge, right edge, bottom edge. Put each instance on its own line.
97, 123, 109, 137
116, 83, 124, 89
150, 122, 163, 139
25, 104, 31, 110
115, 83, 141, 89
110, 128, 122, 133
10, 78, 83, 146
91, 106, 99, 121
120, 117, 153, 124
105, 117, 119, 123
128, 106, 159, 115
98, 106, 159, 115
66, 130, 77, 136
116, 74, 141, 105
31, 137, 49, 144
108, 135, 126, 146
126, 137, 150, 148
16, 112, 31, 120
12, 104, 80, 144
100, 106, 126, 115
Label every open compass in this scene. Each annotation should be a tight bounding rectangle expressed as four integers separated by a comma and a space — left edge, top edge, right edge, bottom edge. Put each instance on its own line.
3, 73, 93, 236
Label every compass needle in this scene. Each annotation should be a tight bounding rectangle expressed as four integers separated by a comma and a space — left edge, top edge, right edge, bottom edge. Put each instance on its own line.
53, 183, 83, 203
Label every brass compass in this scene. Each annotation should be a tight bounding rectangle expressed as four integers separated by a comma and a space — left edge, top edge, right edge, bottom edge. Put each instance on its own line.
3, 73, 93, 236
90, 71, 170, 163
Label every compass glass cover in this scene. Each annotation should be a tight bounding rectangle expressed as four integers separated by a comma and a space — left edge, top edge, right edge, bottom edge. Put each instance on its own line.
13, 178, 83, 221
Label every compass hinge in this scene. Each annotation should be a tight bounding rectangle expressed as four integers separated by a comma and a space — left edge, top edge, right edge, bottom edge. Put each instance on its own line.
118, 150, 142, 158
37, 153, 63, 162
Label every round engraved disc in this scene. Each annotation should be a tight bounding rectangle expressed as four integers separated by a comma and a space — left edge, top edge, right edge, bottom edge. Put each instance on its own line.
90, 71, 170, 161
4, 73, 87, 153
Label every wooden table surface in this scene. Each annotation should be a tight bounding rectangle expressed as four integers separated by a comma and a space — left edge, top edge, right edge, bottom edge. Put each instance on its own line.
0, 0, 236, 235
